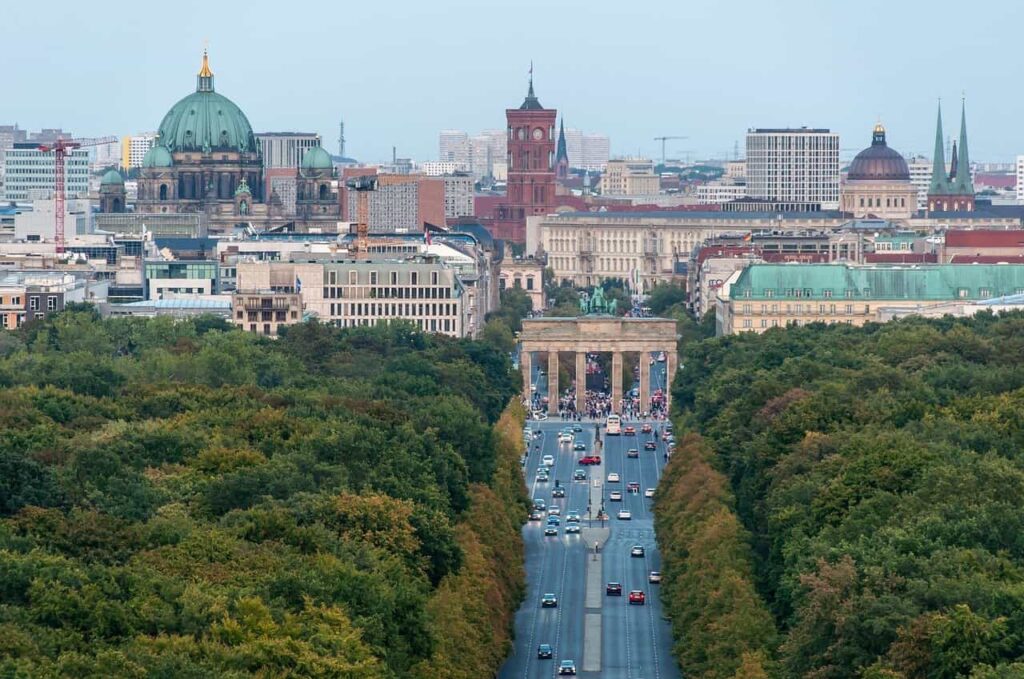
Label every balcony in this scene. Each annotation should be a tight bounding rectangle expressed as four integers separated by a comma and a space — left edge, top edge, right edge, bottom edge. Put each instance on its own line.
240, 300, 294, 311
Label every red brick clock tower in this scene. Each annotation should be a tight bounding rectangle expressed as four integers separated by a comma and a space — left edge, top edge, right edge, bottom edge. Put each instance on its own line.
492, 71, 557, 243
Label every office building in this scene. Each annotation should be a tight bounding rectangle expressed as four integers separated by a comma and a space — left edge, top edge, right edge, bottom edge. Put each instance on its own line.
3, 143, 90, 201
340, 170, 445, 232
563, 128, 610, 171
143, 259, 219, 299
907, 156, 932, 211
716, 262, 1024, 335
231, 290, 303, 337
422, 161, 459, 176
695, 182, 747, 204
235, 255, 468, 337
745, 127, 840, 210
600, 158, 660, 196
439, 130, 471, 171
256, 132, 322, 169
121, 133, 158, 169
443, 173, 474, 220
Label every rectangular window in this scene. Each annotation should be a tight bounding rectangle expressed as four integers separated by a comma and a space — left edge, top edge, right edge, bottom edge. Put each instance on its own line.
845, 304, 854, 314
431, 271, 439, 285
29, 297, 38, 311
958, 288, 969, 298
823, 289, 832, 298
390, 271, 398, 285
411, 272, 418, 285
742, 304, 751, 315
348, 270, 357, 285
370, 271, 378, 285
764, 289, 774, 298
329, 270, 337, 285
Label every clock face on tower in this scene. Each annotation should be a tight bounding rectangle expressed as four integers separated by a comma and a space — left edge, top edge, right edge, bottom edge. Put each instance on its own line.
532, 127, 544, 141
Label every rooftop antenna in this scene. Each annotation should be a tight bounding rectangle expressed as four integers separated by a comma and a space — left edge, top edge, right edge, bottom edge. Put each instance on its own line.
338, 120, 345, 158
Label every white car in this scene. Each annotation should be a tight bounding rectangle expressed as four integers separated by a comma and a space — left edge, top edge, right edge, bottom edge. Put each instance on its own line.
542, 454, 555, 467
548, 506, 560, 516
644, 488, 656, 498
617, 509, 632, 520
609, 490, 623, 501
558, 433, 573, 444
607, 472, 620, 483
649, 571, 662, 584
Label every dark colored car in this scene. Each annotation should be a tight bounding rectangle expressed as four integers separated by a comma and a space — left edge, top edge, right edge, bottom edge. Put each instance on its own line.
573, 442, 587, 451
552, 487, 565, 498
624, 426, 636, 436
573, 469, 587, 480
572, 424, 583, 432
644, 440, 657, 450
542, 593, 558, 607
538, 644, 553, 659
558, 660, 577, 675
606, 582, 623, 596
641, 423, 653, 433
529, 510, 543, 521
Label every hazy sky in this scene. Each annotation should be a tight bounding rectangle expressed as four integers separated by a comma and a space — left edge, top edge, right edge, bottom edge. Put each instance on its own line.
3, 0, 1020, 163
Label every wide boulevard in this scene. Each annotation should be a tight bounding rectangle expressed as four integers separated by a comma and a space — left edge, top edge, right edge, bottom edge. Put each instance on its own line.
499, 361, 680, 679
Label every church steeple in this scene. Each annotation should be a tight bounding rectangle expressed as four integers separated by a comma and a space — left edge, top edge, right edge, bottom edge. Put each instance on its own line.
556, 119, 568, 163
928, 101, 948, 195
953, 97, 973, 194
197, 48, 214, 92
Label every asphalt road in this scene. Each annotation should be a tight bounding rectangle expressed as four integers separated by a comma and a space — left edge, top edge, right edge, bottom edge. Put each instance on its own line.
499, 396, 679, 678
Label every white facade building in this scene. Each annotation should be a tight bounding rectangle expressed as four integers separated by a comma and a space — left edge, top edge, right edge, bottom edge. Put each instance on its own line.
3, 144, 90, 201
694, 182, 748, 204
443, 174, 474, 220
745, 128, 839, 210
256, 133, 322, 169
122, 133, 157, 169
1017, 155, 1024, 202
907, 156, 932, 211
564, 129, 610, 171
600, 159, 659, 196
421, 161, 459, 176
439, 130, 470, 171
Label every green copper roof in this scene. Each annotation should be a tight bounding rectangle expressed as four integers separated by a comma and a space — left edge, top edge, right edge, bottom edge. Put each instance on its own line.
157, 54, 258, 155
730, 264, 1024, 301
234, 178, 251, 196
142, 144, 173, 168
301, 145, 333, 171
556, 119, 568, 163
100, 169, 124, 185
929, 102, 949, 195
952, 99, 974, 195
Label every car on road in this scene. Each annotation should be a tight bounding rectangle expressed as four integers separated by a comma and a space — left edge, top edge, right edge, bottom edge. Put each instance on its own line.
536, 472, 549, 482
665, 422, 673, 432
631, 544, 645, 557
629, 590, 646, 605
541, 593, 558, 607
537, 643, 553, 659
607, 472, 620, 483
627, 448, 639, 458
609, 490, 623, 501
533, 498, 546, 510
624, 425, 636, 436
547, 515, 560, 526
644, 488, 656, 498
573, 442, 587, 451
649, 571, 662, 584
566, 511, 580, 523
529, 510, 543, 521
565, 523, 580, 534
572, 424, 583, 432
578, 455, 601, 465
558, 659, 577, 675
617, 509, 632, 520
548, 506, 560, 515
573, 469, 587, 480
644, 440, 657, 450
641, 423, 653, 433
627, 481, 640, 493
558, 433, 573, 444
606, 582, 623, 596
542, 454, 555, 467
552, 487, 565, 498
544, 526, 558, 536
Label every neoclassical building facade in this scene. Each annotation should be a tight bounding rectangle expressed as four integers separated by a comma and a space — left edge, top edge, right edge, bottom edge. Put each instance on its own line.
840, 124, 916, 221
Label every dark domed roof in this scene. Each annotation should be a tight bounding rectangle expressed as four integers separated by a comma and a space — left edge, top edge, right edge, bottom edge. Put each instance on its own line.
847, 124, 909, 181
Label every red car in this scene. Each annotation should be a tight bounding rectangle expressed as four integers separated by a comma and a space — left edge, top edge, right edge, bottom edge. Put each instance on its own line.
578, 455, 602, 465
624, 426, 636, 436
641, 423, 653, 433
628, 590, 646, 605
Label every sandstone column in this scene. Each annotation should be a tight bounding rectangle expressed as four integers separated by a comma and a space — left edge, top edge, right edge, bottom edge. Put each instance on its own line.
639, 350, 651, 415
665, 350, 677, 412
521, 348, 532, 407
576, 351, 587, 415
611, 351, 623, 416
548, 351, 560, 415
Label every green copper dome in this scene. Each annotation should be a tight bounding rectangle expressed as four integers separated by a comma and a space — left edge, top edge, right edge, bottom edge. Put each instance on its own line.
156, 52, 258, 155
142, 144, 173, 168
301, 146, 333, 171
100, 169, 124, 185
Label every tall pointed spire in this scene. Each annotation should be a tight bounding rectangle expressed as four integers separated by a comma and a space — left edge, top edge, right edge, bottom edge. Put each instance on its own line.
928, 100, 948, 194
196, 47, 214, 92
948, 140, 958, 181
954, 97, 973, 194
520, 62, 543, 110
556, 119, 568, 162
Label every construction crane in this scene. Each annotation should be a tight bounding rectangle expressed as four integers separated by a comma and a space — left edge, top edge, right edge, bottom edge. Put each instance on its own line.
37, 138, 81, 254
653, 135, 688, 166
346, 174, 409, 258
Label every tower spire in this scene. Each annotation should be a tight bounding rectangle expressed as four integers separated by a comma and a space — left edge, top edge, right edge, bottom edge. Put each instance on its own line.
928, 100, 948, 195
520, 62, 542, 110
954, 96, 973, 194
197, 46, 214, 92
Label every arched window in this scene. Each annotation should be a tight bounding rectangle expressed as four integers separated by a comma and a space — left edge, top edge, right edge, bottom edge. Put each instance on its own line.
159, 184, 168, 201
319, 184, 328, 201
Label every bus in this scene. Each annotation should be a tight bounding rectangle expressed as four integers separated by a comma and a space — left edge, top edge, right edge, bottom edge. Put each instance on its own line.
606, 414, 621, 435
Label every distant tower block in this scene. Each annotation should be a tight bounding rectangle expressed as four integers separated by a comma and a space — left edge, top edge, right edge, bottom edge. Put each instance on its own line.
338, 120, 345, 158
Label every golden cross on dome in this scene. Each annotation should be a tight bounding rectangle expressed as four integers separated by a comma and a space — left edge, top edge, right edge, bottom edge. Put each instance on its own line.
198, 41, 213, 78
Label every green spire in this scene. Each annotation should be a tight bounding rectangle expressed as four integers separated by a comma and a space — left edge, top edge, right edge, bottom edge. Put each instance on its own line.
556, 119, 568, 163
954, 98, 973, 194
929, 101, 949, 195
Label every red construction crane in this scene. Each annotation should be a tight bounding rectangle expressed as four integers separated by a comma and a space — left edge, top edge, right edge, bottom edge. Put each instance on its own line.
37, 138, 81, 253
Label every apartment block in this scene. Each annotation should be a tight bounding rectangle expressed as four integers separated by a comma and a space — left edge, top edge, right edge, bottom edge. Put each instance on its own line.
746, 128, 840, 210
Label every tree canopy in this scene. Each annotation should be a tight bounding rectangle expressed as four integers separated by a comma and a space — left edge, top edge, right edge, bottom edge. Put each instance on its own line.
0, 311, 528, 678
658, 312, 1024, 678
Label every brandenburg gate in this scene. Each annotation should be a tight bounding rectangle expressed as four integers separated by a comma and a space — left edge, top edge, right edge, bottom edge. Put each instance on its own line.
519, 316, 679, 415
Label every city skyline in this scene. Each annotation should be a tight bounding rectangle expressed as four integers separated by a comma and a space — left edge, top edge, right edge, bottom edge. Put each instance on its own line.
3, 0, 1023, 163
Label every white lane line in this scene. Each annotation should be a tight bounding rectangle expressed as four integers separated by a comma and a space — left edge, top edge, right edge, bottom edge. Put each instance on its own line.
644, 551, 662, 679
550, 432, 581, 678
622, 545, 634, 679
521, 428, 552, 679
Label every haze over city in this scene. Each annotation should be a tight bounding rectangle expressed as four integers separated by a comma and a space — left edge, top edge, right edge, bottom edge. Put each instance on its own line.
3, 0, 1021, 162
